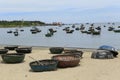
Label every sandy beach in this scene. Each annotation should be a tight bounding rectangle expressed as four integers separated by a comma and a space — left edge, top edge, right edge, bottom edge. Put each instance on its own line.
0, 47, 120, 80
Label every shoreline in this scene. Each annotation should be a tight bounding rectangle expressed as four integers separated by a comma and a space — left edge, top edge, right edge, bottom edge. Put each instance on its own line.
1, 44, 120, 51
0, 44, 100, 51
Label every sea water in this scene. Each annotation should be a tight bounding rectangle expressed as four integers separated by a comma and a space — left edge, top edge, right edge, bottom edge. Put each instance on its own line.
0, 23, 120, 49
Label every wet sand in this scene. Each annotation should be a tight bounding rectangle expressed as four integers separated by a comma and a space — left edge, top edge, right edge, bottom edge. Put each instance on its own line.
0, 47, 120, 80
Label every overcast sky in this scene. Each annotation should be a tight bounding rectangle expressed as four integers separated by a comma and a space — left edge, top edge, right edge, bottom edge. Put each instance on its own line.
0, 0, 120, 23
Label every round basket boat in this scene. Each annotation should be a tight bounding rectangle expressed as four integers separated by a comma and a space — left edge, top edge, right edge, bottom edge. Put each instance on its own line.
49, 47, 64, 54
29, 59, 58, 72
64, 49, 77, 53
64, 50, 83, 58
1, 53, 25, 63
0, 49, 8, 54
15, 47, 32, 53
4, 45, 18, 50
52, 55, 80, 68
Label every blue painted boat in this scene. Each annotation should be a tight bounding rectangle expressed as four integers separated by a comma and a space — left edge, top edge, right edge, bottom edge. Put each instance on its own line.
98, 45, 118, 57
29, 59, 58, 72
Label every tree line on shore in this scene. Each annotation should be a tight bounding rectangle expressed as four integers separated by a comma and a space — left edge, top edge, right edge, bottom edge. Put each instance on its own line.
0, 20, 46, 27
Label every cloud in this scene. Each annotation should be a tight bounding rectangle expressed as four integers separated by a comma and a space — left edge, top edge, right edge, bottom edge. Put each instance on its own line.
0, 0, 120, 12
0, 0, 120, 23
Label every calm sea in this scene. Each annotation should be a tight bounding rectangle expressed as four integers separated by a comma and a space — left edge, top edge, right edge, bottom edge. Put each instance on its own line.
0, 23, 120, 49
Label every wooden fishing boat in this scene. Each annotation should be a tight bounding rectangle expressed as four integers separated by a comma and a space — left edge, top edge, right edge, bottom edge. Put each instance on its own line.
31, 30, 37, 34
14, 31, 19, 36
108, 27, 114, 31
20, 29, 24, 32
45, 33, 52, 37
75, 27, 80, 30
113, 29, 120, 33
81, 30, 87, 33
66, 30, 74, 33
92, 31, 100, 35
7, 30, 12, 33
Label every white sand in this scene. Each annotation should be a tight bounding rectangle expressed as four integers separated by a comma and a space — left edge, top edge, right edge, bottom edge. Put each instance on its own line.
0, 47, 120, 80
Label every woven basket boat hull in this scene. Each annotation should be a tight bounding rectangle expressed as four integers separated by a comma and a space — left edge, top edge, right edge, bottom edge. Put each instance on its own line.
52, 55, 80, 68
49, 47, 64, 54
64, 49, 83, 58
4, 46, 18, 50
1, 53, 25, 63
30, 60, 58, 72
0, 49, 8, 54
16, 47, 32, 53
64, 49, 77, 53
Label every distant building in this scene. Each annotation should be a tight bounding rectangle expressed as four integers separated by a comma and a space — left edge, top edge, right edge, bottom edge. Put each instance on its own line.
52, 22, 63, 26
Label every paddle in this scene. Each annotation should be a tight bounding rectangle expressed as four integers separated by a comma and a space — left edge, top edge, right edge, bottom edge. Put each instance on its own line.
28, 56, 40, 64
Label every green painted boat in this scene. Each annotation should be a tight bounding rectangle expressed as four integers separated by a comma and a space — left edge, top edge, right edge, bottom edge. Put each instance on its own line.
1, 53, 25, 63
0, 49, 8, 54
49, 47, 64, 54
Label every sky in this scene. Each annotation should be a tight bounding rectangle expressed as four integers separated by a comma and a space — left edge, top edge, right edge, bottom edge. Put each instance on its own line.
0, 0, 120, 23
